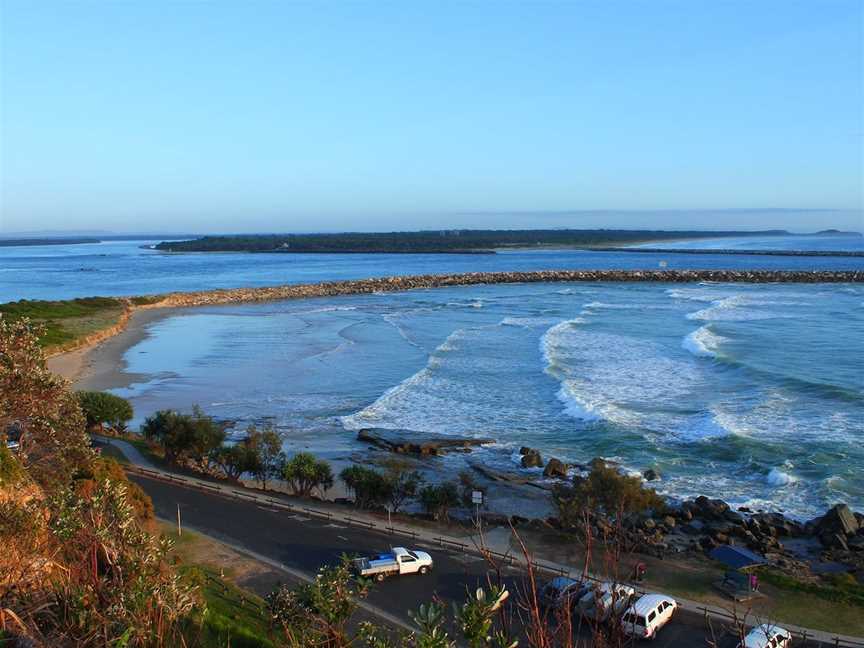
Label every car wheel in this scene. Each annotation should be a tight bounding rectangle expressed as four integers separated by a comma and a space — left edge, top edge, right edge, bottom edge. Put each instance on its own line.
419, 566, 429, 575
376, 573, 385, 582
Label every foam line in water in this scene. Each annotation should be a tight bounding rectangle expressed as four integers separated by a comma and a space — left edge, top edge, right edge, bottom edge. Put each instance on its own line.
682, 325, 726, 358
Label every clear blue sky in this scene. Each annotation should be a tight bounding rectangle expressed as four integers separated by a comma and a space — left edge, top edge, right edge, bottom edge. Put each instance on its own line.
1, 1, 861, 233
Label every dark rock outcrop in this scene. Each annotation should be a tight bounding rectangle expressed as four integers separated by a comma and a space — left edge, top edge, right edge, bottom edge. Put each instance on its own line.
357, 428, 493, 455
543, 458, 568, 478
520, 448, 543, 468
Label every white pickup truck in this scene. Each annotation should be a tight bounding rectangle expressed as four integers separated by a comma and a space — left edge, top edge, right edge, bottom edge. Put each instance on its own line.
353, 547, 434, 581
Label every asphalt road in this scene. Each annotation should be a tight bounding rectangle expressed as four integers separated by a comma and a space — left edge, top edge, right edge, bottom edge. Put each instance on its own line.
131, 474, 819, 647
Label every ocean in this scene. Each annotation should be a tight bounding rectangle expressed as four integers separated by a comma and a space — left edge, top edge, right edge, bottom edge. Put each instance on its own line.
2, 235, 863, 303
4, 236, 863, 519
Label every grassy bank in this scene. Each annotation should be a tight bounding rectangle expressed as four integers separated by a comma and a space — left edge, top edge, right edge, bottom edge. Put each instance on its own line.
162, 525, 276, 648
0, 297, 128, 350
0, 295, 163, 352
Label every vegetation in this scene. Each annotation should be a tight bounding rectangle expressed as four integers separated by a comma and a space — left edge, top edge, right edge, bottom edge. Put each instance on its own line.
77, 390, 133, 430
759, 568, 864, 607
245, 423, 285, 490
418, 481, 460, 521
0, 317, 201, 647
142, 406, 226, 469
0, 237, 101, 246
0, 297, 127, 350
381, 459, 423, 512
153, 228, 790, 254
184, 566, 274, 648
339, 461, 423, 511
210, 443, 261, 481
552, 459, 666, 527
281, 452, 333, 497
339, 465, 391, 509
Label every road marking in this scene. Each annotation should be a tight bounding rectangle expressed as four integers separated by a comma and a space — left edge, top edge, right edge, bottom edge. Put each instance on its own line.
169, 520, 415, 634
324, 523, 347, 529
338, 535, 349, 542
288, 514, 310, 521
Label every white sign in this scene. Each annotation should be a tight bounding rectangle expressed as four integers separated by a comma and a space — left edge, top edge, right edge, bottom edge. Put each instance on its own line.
471, 490, 484, 505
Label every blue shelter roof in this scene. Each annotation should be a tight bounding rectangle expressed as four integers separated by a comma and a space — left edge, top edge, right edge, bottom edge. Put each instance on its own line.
709, 545, 766, 570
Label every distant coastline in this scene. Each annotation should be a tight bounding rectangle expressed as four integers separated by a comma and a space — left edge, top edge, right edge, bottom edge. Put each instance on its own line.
594, 247, 864, 258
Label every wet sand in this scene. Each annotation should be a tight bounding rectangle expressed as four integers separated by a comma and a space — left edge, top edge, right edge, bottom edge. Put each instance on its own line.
48, 307, 183, 390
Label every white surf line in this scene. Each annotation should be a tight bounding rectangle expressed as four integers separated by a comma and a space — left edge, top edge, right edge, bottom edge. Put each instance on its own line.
162, 519, 416, 634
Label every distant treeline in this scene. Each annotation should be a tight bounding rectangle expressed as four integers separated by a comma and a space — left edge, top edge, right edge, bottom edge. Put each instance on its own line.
153, 229, 791, 254
0, 237, 101, 247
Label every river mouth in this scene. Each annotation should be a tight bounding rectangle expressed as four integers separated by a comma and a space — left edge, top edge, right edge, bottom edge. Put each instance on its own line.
91, 280, 863, 521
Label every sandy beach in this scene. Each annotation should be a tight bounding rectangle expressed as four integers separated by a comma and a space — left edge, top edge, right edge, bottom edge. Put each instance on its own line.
48, 307, 181, 390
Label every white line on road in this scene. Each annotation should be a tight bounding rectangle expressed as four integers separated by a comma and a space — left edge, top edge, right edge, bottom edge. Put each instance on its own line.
165, 519, 416, 634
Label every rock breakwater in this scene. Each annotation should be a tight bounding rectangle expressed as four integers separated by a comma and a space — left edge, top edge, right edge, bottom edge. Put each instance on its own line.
140, 269, 864, 309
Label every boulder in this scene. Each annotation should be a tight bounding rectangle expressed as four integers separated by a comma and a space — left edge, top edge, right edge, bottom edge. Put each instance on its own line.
521, 449, 543, 468
643, 468, 660, 481
693, 496, 730, 521
821, 532, 850, 551
662, 516, 677, 529
816, 504, 860, 537
543, 457, 568, 478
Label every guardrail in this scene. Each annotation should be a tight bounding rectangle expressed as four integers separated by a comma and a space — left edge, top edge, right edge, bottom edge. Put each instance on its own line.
125, 464, 863, 646
692, 604, 864, 648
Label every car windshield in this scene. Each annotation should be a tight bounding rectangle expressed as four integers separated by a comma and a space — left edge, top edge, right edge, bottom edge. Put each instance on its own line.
407, 551, 419, 559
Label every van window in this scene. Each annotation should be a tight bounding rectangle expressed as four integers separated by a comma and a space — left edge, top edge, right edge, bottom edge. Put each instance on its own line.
647, 610, 656, 622
623, 613, 646, 626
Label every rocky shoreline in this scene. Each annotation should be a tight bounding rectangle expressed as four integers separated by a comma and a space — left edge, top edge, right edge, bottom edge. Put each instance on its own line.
364, 439, 864, 581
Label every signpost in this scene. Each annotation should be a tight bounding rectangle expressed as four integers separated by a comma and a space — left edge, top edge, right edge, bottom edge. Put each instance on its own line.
472, 490, 484, 530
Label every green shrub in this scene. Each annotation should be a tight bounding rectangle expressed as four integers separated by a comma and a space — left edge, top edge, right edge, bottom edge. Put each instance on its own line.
340, 465, 392, 509
419, 482, 460, 521
282, 452, 333, 497
553, 459, 666, 526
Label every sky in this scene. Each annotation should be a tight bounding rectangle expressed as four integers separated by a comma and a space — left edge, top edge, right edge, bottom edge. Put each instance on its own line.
0, 1, 862, 234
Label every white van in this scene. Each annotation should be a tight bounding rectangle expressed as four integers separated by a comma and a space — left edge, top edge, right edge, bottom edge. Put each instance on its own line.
621, 594, 677, 639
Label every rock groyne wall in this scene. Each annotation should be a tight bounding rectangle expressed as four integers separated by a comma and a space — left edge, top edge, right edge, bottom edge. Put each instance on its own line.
142, 269, 864, 309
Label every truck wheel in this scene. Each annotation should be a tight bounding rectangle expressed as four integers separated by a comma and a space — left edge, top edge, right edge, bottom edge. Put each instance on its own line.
419, 566, 429, 575
376, 573, 385, 582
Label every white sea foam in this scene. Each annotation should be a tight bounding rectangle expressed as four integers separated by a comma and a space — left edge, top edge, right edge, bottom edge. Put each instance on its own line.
766, 467, 796, 487
681, 326, 726, 358
502, 316, 567, 328
540, 320, 704, 431
293, 305, 358, 315
382, 313, 422, 348
583, 301, 674, 311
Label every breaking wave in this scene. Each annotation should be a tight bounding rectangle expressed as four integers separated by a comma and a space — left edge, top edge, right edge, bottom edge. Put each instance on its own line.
682, 326, 726, 358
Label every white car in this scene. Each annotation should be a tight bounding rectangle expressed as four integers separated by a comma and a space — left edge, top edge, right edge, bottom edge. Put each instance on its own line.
353, 547, 433, 581
577, 582, 635, 622
738, 624, 792, 648
621, 594, 677, 639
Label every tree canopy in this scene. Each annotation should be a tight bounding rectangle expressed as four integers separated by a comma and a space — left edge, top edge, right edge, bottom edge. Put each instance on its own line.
77, 390, 133, 430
